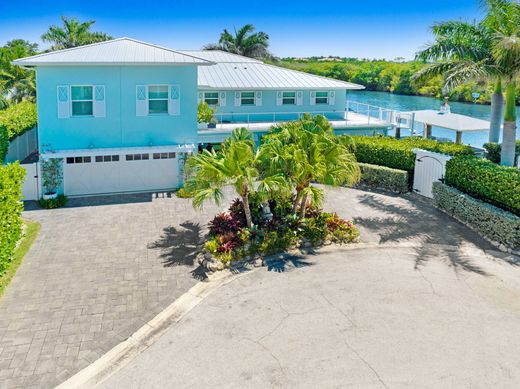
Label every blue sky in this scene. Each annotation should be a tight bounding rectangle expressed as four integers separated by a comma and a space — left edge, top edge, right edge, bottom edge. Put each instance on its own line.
0, 0, 483, 59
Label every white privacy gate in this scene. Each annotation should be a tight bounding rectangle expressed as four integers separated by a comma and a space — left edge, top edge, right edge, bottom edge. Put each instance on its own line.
21, 163, 40, 201
412, 149, 452, 198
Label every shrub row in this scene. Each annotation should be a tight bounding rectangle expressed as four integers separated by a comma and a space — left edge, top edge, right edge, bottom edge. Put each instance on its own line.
0, 101, 37, 140
483, 141, 520, 164
0, 126, 7, 163
0, 163, 25, 274
445, 156, 520, 216
341, 136, 474, 173
357, 163, 409, 193
432, 182, 520, 252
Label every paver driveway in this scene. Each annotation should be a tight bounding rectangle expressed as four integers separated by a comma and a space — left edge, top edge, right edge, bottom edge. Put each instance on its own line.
1, 187, 518, 389
0, 192, 226, 389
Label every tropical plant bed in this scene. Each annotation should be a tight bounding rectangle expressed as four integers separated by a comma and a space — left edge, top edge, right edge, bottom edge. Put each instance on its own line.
197, 196, 360, 272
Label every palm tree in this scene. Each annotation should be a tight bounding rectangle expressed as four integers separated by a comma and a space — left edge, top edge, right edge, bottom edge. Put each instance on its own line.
204, 24, 272, 59
259, 115, 360, 218
185, 128, 284, 228
414, 0, 520, 166
484, 0, 520, 166
0, 40, 38, 103
41, 16, 112, 51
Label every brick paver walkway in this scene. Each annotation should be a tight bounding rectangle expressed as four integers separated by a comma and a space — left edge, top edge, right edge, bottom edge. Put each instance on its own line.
0, 192, 226, 389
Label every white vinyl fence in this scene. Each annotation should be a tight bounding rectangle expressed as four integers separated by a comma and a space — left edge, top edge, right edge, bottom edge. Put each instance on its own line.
6, 127, 37, 163
412, 149, 452, 198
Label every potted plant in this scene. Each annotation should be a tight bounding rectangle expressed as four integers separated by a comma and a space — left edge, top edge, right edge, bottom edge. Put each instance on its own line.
41, 158, 63, 200
197, 101, 217, 129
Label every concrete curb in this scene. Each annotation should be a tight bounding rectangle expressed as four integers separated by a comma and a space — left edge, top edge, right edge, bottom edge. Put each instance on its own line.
55, 270, 253, 389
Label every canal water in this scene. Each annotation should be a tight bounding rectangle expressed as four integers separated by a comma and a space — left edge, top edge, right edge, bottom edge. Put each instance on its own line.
348, 90, 520, 147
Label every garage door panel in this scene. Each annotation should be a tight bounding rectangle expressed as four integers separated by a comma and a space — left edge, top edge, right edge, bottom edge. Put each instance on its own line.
64, 154, 179, 196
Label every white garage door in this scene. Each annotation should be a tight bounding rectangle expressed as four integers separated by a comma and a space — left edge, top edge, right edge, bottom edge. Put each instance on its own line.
64, 152, 179, 196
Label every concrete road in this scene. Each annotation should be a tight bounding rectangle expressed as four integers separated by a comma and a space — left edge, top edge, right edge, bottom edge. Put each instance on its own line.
98, 244, 520, 389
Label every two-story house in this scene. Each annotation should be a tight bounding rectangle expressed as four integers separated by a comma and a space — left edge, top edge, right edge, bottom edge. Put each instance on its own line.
14, 38, 366, 197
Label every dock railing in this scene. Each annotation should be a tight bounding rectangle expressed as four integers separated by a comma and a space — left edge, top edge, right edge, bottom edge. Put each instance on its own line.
346, 101, 416, 131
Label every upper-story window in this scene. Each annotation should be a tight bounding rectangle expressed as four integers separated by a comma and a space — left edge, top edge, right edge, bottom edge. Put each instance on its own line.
315, 91, 329, 105
240, 92, 255, 106
282, 92, 296, 105
71, 86, 94, 116
204, 92, 219, 106
148, 85, 169, 114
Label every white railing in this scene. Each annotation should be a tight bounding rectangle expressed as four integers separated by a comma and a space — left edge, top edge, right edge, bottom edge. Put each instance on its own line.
213, 110, 345, 126
346, 101, 416, 131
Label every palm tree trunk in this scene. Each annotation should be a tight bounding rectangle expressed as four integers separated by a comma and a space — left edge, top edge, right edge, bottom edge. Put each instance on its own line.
299, 193, 309, 219
500, 82, 517, 167
241, 193, 253, 229
489, 79, 504, 143
293, 188, 302, 213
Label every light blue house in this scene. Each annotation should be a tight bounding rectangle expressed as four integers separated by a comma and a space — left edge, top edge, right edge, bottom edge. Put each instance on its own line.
14, 38, 370, 197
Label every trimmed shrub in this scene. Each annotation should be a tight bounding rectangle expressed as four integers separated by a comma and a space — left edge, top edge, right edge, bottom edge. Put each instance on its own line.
0, 162, 25, 274
432, 182, 520, 252
0, 126, 7, 163
0, 101, 37, 140
38, 194, 68, 209
342, 136, 474, 173
445, 156, 520, 216
483, 141, 520, 164
357, 163, 409, 193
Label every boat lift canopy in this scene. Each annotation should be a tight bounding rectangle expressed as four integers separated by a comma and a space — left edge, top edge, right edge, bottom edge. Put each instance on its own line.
408, 110, 490, 144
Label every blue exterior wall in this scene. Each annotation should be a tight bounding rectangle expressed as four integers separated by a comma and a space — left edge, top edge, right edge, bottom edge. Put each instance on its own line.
200, 90, 347, 123
36, 65, 198, 151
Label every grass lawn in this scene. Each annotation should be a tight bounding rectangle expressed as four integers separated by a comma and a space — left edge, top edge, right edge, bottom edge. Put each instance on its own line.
0, 220, 40, 298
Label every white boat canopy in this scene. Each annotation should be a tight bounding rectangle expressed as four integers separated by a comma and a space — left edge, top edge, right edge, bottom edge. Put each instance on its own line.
408, 110, 490, 144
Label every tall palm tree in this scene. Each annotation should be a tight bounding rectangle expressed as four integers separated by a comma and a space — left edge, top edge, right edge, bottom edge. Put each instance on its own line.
204, 24, 272, 59
185, 128, 284, 228
484, 0, 520, 166
414, 0, 520, 166
0, 40, 38, 103
259, 115, 360, 218
41, 16, 112, 51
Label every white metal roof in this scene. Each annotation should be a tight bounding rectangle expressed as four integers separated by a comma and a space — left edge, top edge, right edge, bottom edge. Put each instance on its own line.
13, 38, 214, 67
194, 59, 364, 90
409, 110, 490, 132
178, 50, 261, 63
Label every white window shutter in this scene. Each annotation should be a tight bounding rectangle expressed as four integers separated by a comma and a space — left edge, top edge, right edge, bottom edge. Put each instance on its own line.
255, 91, 262, 106
310, 91, 316, 106
93, 85, 106, 118
329, 91, 336, 105
276, 91, 283, 106
57, 85, 70, 118
198, 92, 203, 104
234, 92, 241, 107
219, 91, 226, 107
168, 85, 181, 116
296, 91, 303, 106
136, 85, 148, 116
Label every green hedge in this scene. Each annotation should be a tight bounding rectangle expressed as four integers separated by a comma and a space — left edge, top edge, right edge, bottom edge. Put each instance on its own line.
445, 156, 520, 216
0, 163, 25, 274
483, 141, 520, 164
342, 136, 474, 173
0, 101, 37, 140
0, 126, 7, 163
357, 163, 409, 193
432, 182, 520, 252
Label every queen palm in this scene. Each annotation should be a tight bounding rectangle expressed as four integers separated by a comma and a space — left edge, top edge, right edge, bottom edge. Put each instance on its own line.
414, 0, 520, 166
41, 16, 112, 51
259, 115, 360, 218
185, 128, 284, 228
204, 24, 271, 59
